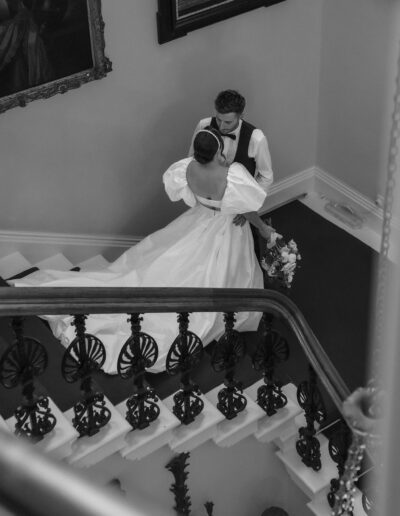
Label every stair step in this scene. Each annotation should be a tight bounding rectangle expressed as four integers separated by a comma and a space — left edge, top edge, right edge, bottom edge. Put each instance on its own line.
273, 412, 307, 451
35, 253, 74, 271
76, 255, 110, 271
307, 485, 367, 516
64, 396, 131, 468
0, 252, 32, 280
276, 435, 337, 499
245, 381, 303, 443
116, 398, 180, 461
6, 398, 79, 460
205, 385, 265, 447
164, 391, 225, 453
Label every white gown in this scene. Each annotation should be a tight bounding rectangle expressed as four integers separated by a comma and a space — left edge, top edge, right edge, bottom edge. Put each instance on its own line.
12, 158, 266, 374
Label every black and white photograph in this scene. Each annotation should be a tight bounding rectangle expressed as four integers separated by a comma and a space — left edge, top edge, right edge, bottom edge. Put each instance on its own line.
0, 0, 399, 515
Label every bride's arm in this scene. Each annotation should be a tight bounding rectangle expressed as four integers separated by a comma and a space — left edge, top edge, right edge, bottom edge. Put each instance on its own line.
234, 212, 275, 241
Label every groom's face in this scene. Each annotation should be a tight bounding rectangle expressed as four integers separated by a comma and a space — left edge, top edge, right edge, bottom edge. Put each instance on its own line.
215, 112, 241, 135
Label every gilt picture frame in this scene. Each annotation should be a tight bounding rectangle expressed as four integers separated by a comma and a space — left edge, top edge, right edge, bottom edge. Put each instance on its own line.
157, 0, 286, 44
0, 0, 112, 114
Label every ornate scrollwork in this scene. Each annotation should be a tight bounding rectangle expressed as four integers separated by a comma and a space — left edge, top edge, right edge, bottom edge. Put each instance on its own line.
62, 315, 111, 437
253, 313, 289, 416
295, 366, 327, 471
211, 313, 247, 420
14, 392, 56, 441
327, 421, 353, 508
166, 313, 204, 425
166, 452, 192, 516
117, 314, 160, 430
0, 317, 56, 441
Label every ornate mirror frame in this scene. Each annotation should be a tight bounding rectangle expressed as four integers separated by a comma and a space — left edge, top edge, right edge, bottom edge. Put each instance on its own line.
0, 0, 112, 114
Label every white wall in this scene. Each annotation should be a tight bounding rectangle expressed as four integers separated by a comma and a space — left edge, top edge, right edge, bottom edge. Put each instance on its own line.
317, 0, 400, 201
0, 0, 322, 238
87, 437, 311, 516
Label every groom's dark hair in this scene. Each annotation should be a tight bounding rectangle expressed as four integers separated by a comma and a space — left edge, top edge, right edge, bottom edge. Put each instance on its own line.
215, 89, 246, 114
193, 126, 223, 164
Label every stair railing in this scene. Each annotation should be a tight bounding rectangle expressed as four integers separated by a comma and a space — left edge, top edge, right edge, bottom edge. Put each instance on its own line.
0, 285, 357, 515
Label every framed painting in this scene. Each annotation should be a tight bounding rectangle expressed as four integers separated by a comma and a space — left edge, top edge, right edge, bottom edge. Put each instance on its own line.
157, 0, 286, 44
0, 0, 112, 114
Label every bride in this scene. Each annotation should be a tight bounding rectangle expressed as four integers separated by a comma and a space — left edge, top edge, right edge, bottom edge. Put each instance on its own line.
11, 127, 273, 373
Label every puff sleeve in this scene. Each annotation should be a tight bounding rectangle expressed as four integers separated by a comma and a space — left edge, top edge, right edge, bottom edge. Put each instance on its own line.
220, 162, 267, 214
163, 158, 197, 208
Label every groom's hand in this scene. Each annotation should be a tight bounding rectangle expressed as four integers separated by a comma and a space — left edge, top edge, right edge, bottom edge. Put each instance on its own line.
258, 223, 275, 241
233, 214, 247, 226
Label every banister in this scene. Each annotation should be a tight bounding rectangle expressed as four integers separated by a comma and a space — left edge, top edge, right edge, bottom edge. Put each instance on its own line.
0, 286, 350, 414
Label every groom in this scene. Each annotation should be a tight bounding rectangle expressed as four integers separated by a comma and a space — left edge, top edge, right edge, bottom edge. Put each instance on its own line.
189, 89, 274, 256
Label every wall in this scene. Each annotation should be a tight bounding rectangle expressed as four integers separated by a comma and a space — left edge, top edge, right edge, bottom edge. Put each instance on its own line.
87, 437, 311, 516
0, 0, 322, 238
317, 0, 400, 201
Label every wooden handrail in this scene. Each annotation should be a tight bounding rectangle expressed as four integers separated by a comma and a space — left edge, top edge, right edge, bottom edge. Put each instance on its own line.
0, 286, 350, 414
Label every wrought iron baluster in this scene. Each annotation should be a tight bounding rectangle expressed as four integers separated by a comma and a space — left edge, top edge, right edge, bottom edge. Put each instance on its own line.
0, 316, 56, 441
211, 312, 247, 420
117, 313, 160, 430
296, 365, 327, 471
166, 313, 204, 425
166, 452, 192, 516
327, 420, 353, 508
252, 313, 289, 416
61, 314, 111, 437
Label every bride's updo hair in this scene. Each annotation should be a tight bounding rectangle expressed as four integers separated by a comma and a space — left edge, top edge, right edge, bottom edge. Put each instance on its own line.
193, 126, 224, 164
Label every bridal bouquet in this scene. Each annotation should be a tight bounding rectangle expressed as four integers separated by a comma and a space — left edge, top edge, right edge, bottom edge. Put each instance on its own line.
261, 231, 301, 289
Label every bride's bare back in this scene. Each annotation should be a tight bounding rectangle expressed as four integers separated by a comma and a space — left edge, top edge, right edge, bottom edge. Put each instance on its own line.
186, 159, 228, 200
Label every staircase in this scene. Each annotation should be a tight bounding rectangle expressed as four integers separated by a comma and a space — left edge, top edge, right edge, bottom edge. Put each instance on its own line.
0, 251, 369, 516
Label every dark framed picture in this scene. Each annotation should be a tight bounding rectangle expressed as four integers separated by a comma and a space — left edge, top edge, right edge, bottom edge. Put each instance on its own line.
0, 0, 112, 114
157, 0, 286, 44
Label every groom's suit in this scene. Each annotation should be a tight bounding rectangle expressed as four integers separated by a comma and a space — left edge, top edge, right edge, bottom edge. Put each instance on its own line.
189, 116, 274, 258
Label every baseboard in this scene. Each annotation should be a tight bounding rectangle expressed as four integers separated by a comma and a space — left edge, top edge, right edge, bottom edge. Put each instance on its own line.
0, 165, 392, 264
261, 166, 316, 214
0, 230, 141, 264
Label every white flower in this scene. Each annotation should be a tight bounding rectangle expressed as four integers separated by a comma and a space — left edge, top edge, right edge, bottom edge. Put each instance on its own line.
288, 253, 297, 263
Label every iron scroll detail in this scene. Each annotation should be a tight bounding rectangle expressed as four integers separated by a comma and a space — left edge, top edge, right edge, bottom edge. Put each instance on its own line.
0, 316, 56, 441
166, 313, 204, 425
61, 314, 111, 437
117, 313, 160, 430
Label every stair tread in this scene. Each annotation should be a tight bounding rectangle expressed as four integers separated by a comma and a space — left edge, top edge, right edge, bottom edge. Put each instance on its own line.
0, 252, 32, 280
205, 384, 265, 447
6, 398, 78, 460
64, 396, 131, 468
245, 381, 303, 443
276, 435, 337, 498
117, 398, 180, 460
76, 255, 110, 271
164, 391, 225, 453
35, 253, 74, 270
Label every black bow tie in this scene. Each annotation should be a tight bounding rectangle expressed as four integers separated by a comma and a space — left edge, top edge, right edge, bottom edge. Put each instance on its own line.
221, 132, 236, 140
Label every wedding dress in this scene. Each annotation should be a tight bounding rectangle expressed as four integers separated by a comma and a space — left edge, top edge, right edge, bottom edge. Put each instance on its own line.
12, 158, 266, 373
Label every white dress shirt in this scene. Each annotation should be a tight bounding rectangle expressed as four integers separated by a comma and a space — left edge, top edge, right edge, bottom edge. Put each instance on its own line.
189, 117, 273, 193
